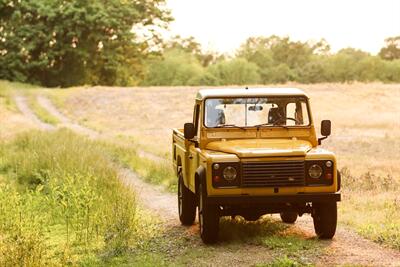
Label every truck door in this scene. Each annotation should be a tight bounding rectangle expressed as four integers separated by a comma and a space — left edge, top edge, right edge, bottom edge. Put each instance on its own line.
186, 103, 201, 192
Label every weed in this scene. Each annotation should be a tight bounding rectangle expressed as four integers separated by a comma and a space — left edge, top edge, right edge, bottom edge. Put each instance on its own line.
0, 129, 143, 264
256, 255, 311, 267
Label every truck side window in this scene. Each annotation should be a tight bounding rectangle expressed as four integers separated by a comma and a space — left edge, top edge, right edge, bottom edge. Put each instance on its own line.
193, 104, 200, 137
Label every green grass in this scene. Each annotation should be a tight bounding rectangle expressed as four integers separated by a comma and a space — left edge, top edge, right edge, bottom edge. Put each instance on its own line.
27, 95, 60, 125
0, 80, 43, 111
220, 217, 319, 263
0, 129, 161, 265
99, 140, 177, 192
256, 256, 312, 267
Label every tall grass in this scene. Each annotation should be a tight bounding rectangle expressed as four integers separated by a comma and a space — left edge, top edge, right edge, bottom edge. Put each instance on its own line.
0, 129, 144, 265
100, 141, 177, 192
340, 167, 400, 249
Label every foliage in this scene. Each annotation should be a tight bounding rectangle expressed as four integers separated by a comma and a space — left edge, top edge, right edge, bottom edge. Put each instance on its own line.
166, 35, 221, 67
204, 58, 260, 85
142, 48, 204, 86
0, 130, 146, 264
379, 36, 400, 60
0, 0, 171, 87
234, 36, 400, 84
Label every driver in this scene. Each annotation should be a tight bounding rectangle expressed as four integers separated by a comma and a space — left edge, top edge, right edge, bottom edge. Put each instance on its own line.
268, 106, 285, 125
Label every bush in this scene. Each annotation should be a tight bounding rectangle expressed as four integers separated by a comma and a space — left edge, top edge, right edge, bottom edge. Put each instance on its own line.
205, 58, 260, 85
263, 63, 294, 83
0, 129, 139, 264
142, 49, 204, 86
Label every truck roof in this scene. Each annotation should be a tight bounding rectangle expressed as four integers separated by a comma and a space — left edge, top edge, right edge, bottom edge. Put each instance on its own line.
196, 88, 308, 100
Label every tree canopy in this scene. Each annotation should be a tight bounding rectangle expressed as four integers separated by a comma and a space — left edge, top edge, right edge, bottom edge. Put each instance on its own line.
0, 2, 399, 87
379, 36, 400, 61
0, 0, 171, 87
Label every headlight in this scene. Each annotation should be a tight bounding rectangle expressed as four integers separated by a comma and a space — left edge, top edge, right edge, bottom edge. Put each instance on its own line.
223, 166, 237, 181
309, 164, 322, 179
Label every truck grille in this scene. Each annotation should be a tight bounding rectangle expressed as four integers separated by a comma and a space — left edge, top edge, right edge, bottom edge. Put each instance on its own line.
241, 161, 305, 187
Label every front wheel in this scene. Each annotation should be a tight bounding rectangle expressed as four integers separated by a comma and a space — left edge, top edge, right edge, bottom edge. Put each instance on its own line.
312, 202, 337, 239
198, 181, 219, 244
178, 173, 196, 225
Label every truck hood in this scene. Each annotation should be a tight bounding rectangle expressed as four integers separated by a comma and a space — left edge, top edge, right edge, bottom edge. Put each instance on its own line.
206, 139, 312, 158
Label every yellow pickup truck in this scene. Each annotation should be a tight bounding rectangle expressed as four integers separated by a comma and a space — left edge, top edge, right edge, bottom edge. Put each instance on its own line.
172, 88, 341, 243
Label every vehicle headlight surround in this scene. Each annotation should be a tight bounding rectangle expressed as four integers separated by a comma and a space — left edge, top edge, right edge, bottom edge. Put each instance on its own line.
223, 166, 237, 181
308, 164, 323, 179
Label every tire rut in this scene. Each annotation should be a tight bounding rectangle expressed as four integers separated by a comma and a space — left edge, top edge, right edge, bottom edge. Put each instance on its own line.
14, 96, 55, 131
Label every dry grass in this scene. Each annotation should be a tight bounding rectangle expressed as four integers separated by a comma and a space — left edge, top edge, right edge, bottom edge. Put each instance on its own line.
43, 82, 400, 248
47, 83, 400, 178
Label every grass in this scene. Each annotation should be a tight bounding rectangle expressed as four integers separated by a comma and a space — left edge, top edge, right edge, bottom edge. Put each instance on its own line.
0, 129, 161, 265
27, 95, 60, 125
0, 81, 39, 139
219, 217, 320, 265
256, 256, 311, 267
43, 82, 400, 250
2, 80, 400, 263
0, 80, 37, 111
98, 138, 176, 192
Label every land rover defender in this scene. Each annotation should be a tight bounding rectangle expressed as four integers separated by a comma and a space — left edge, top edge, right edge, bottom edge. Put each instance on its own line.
172, 88, 341, 243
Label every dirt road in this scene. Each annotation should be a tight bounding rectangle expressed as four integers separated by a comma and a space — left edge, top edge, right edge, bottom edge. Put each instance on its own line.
15, 94, 400, 266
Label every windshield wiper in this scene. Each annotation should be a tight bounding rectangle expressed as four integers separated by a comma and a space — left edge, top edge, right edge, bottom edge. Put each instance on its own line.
254, 122, 288, 129
215, 124, 246, 130
254, 123, 271, 127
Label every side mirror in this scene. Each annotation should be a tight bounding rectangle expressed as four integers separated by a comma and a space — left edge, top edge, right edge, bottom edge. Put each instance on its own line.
184, 123, 195, 139
318, 120, 331, 145
321, 120, 331, 136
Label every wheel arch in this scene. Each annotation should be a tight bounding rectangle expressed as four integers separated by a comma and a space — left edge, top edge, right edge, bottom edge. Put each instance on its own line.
195, 165, 206, 196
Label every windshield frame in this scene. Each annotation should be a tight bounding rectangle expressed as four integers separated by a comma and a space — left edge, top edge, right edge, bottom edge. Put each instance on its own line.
202, 95, 312, 129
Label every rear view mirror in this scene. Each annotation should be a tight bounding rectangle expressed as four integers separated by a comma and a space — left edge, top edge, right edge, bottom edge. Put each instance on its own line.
248, 105, 263, 111
318, 120, 331, 145
184, 123, 195, 139
321, 120, 331, 136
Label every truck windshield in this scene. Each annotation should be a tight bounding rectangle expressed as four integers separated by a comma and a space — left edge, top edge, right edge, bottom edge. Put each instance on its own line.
204, 97, 310, 128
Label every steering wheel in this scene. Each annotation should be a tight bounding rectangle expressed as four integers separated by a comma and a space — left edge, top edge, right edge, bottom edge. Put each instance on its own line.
272, 117, 301, 125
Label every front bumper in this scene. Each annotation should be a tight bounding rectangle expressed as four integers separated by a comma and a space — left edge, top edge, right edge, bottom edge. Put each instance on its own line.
205, 192, 341, 205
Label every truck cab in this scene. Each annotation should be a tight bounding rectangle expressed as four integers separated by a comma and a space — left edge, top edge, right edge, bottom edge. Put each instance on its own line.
172, 88, 341, 243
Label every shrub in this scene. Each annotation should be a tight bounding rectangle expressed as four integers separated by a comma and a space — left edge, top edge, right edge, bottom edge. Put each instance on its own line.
206, 58, 260, 85
142, 49, 204, 86
0, 129, 139, 264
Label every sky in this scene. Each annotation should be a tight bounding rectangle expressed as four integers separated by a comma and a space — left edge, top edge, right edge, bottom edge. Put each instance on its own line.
165, 0, 400, 55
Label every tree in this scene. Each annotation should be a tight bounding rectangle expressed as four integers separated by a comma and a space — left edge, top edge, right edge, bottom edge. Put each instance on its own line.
166, 35, 220, 67
205, 58, 260, 85
379, 36, 400, 61
0, 0, 172, 87
142, 49, 204, 86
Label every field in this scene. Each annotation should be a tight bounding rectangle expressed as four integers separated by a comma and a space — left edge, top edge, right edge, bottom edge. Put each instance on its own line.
1, 80, 400, 266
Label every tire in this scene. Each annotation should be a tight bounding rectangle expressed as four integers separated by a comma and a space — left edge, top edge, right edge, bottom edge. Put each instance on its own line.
312, 202, 337, 239
280, 211, 298, 224
243, 213, 262, 221
178, 173, 196, 225
198, 181, 219, 244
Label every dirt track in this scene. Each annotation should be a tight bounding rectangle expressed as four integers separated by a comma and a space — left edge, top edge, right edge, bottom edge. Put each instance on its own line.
15, 94, 400, 266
